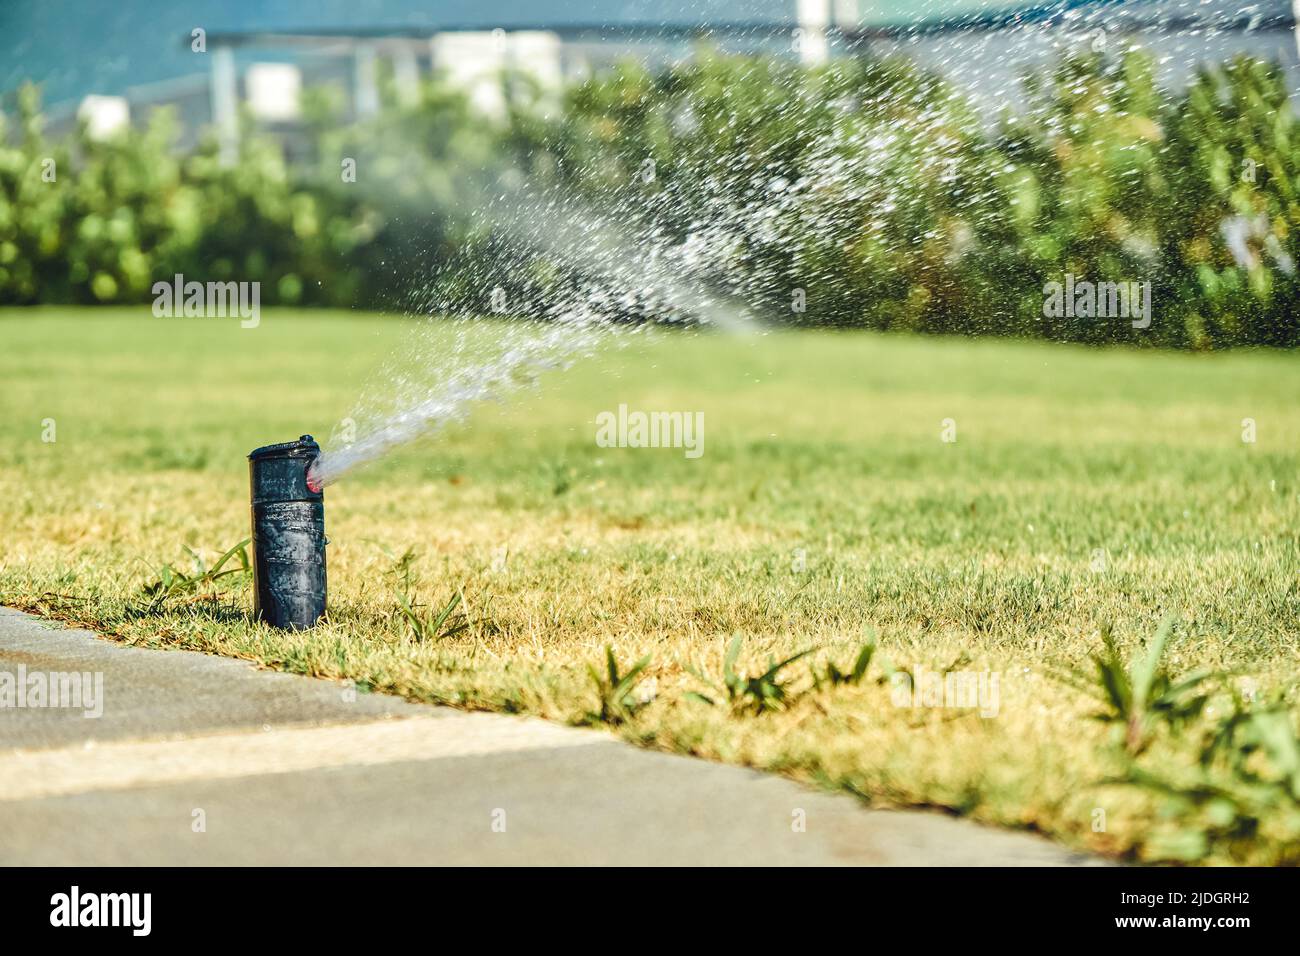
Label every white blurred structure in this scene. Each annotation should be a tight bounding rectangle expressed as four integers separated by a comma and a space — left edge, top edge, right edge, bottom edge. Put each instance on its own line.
352, 44, 381, 119
391, 43, 422, 106
797, 0, 858, 65
245, 63, 302, 122
76, 95, 130, 139
510, 31, 565, 91
430, 30, 562, 118
796, 0, 831, 65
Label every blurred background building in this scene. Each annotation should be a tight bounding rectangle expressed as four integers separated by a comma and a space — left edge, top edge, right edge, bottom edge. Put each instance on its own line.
3, 0, 1297, 156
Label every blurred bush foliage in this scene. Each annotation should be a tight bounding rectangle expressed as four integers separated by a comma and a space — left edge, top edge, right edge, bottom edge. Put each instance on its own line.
2, 47, 1297, 347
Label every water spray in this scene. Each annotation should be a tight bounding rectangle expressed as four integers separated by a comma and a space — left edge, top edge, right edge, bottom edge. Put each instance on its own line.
305, 186, 762, 489
248, 435, 327, 629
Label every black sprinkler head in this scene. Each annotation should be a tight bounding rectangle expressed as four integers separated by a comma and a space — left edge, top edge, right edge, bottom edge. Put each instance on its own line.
248, 435, 326, 630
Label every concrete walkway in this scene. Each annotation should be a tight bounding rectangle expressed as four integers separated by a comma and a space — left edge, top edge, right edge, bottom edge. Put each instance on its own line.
0, 608, 1101, 865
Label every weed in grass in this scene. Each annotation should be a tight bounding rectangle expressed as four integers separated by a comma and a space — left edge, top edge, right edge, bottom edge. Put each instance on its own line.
139, 538, 250, 611
386, 550, 471, 643
583, 646, 653, 726
686, 635, 814, 715
1114, 694, 1300, 862
396, 589, 468, 643
811, 632, 878, 690
550, 460, 574, 497
1053, 618, 1216, 754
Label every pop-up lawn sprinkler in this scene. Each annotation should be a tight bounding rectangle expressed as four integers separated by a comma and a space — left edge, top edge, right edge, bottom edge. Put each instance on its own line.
248, 435, 326, 629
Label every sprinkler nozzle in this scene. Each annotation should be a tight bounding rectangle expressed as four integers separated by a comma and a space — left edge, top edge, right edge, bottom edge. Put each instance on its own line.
248, 434, 327, 629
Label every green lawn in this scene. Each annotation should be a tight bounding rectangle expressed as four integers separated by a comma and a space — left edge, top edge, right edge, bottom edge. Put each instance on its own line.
2, 307, 1298, 863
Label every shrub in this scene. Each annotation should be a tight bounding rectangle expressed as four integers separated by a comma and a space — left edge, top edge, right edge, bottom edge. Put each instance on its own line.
4, 45, 1299, 348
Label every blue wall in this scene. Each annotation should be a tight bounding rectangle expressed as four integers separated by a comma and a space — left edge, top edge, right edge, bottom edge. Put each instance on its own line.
0, 0, 795, 106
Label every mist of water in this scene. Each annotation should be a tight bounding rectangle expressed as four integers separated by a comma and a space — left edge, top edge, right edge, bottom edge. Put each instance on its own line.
307, 187, 762, 488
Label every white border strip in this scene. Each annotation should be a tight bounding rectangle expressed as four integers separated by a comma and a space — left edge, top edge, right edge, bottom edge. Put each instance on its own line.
0, 715, 601, 801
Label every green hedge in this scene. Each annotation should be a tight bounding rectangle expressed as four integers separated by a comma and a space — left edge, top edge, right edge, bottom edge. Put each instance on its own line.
0, 85, 378, 307
3, 47, 1297, 348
